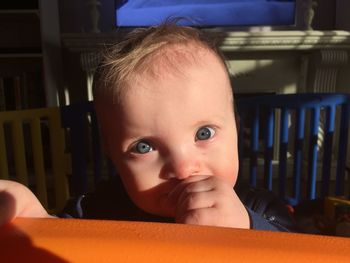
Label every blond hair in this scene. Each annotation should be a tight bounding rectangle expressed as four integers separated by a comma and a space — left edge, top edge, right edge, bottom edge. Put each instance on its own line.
93, 22, 228, 103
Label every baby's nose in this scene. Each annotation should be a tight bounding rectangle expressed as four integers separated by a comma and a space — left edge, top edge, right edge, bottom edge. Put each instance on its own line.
165, 156, 201, 180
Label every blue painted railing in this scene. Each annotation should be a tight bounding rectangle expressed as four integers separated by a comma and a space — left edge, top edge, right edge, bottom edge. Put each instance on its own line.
237, 93, 350, 205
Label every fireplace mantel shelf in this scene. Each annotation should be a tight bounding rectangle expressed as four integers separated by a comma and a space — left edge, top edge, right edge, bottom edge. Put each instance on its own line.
62, 30, 350, 53
62, 30, 350, 100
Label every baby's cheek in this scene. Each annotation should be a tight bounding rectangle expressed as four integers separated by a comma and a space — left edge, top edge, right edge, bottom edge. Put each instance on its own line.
205, 135, 238, 184
220, 167, 237, 185
120, 159, 157, 187
115, 157, 174, 216
213, 157, 238, 185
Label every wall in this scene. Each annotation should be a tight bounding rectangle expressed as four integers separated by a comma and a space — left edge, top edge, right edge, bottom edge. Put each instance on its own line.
313, 0, 336, 30
59, 0, 115, 33
336, 0, 350, 31
227, 52, 301, 95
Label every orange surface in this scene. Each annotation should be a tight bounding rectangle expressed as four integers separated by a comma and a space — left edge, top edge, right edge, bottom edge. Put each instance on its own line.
0, 218, 350, 263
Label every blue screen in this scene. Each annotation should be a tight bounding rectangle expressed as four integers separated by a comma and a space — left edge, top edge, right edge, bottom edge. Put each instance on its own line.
116, 0, 296, 27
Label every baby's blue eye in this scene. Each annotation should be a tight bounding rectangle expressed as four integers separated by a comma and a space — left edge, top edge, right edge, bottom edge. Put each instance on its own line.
134, 141, 153, 154
195, 126, 215, 141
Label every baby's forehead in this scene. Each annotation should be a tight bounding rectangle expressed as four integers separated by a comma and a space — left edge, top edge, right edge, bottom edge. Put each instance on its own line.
134, 42, 219, 81
103, 41, 230, 109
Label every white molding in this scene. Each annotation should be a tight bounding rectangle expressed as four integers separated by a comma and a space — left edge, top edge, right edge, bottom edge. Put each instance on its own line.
219, 31, 350, 51
62, 30, 350, 52
312, 50, 348, 92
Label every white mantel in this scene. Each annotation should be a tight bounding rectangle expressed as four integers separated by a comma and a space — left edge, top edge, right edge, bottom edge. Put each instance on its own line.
61, 30, 350, 98
62, 30, 350, 52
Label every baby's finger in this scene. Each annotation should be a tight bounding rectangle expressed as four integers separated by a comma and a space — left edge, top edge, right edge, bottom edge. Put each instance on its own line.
176, 207, 217, 226
167, 175, 212, 205
176, 178, 216, 207
166, 181, 188, 206
182, 174, 212, 183
176, 190, 216, 218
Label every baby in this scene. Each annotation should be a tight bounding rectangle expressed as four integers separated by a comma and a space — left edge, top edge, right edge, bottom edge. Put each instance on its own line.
0, 23, 295, 231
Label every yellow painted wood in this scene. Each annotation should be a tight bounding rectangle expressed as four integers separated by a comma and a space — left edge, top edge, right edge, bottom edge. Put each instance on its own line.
12, 120, 28, 186
30, 118, 48, 209
0, 108, 69, 213
0, 121, 9, 179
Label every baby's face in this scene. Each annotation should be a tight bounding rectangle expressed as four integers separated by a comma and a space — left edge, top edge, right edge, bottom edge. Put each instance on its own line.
99, 50, 239, 218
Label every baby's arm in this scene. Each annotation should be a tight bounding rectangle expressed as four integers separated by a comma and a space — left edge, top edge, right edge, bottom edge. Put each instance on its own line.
168, 175, 250, 229
0, 180, 52, 226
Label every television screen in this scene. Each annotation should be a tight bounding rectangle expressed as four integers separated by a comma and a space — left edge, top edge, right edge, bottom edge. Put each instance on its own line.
115, 0, 296, 27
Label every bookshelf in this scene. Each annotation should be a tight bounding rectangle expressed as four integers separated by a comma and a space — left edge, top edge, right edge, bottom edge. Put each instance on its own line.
0, 1, 43, 111
0, 0, 63, 110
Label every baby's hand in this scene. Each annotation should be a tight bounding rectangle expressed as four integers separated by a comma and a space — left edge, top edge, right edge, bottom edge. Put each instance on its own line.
168, 175, 250, 229
0, 180, 52, 226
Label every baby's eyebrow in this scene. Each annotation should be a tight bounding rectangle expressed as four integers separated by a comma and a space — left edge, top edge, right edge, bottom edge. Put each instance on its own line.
191, 116, 226, 128
122, 136, 142, 145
